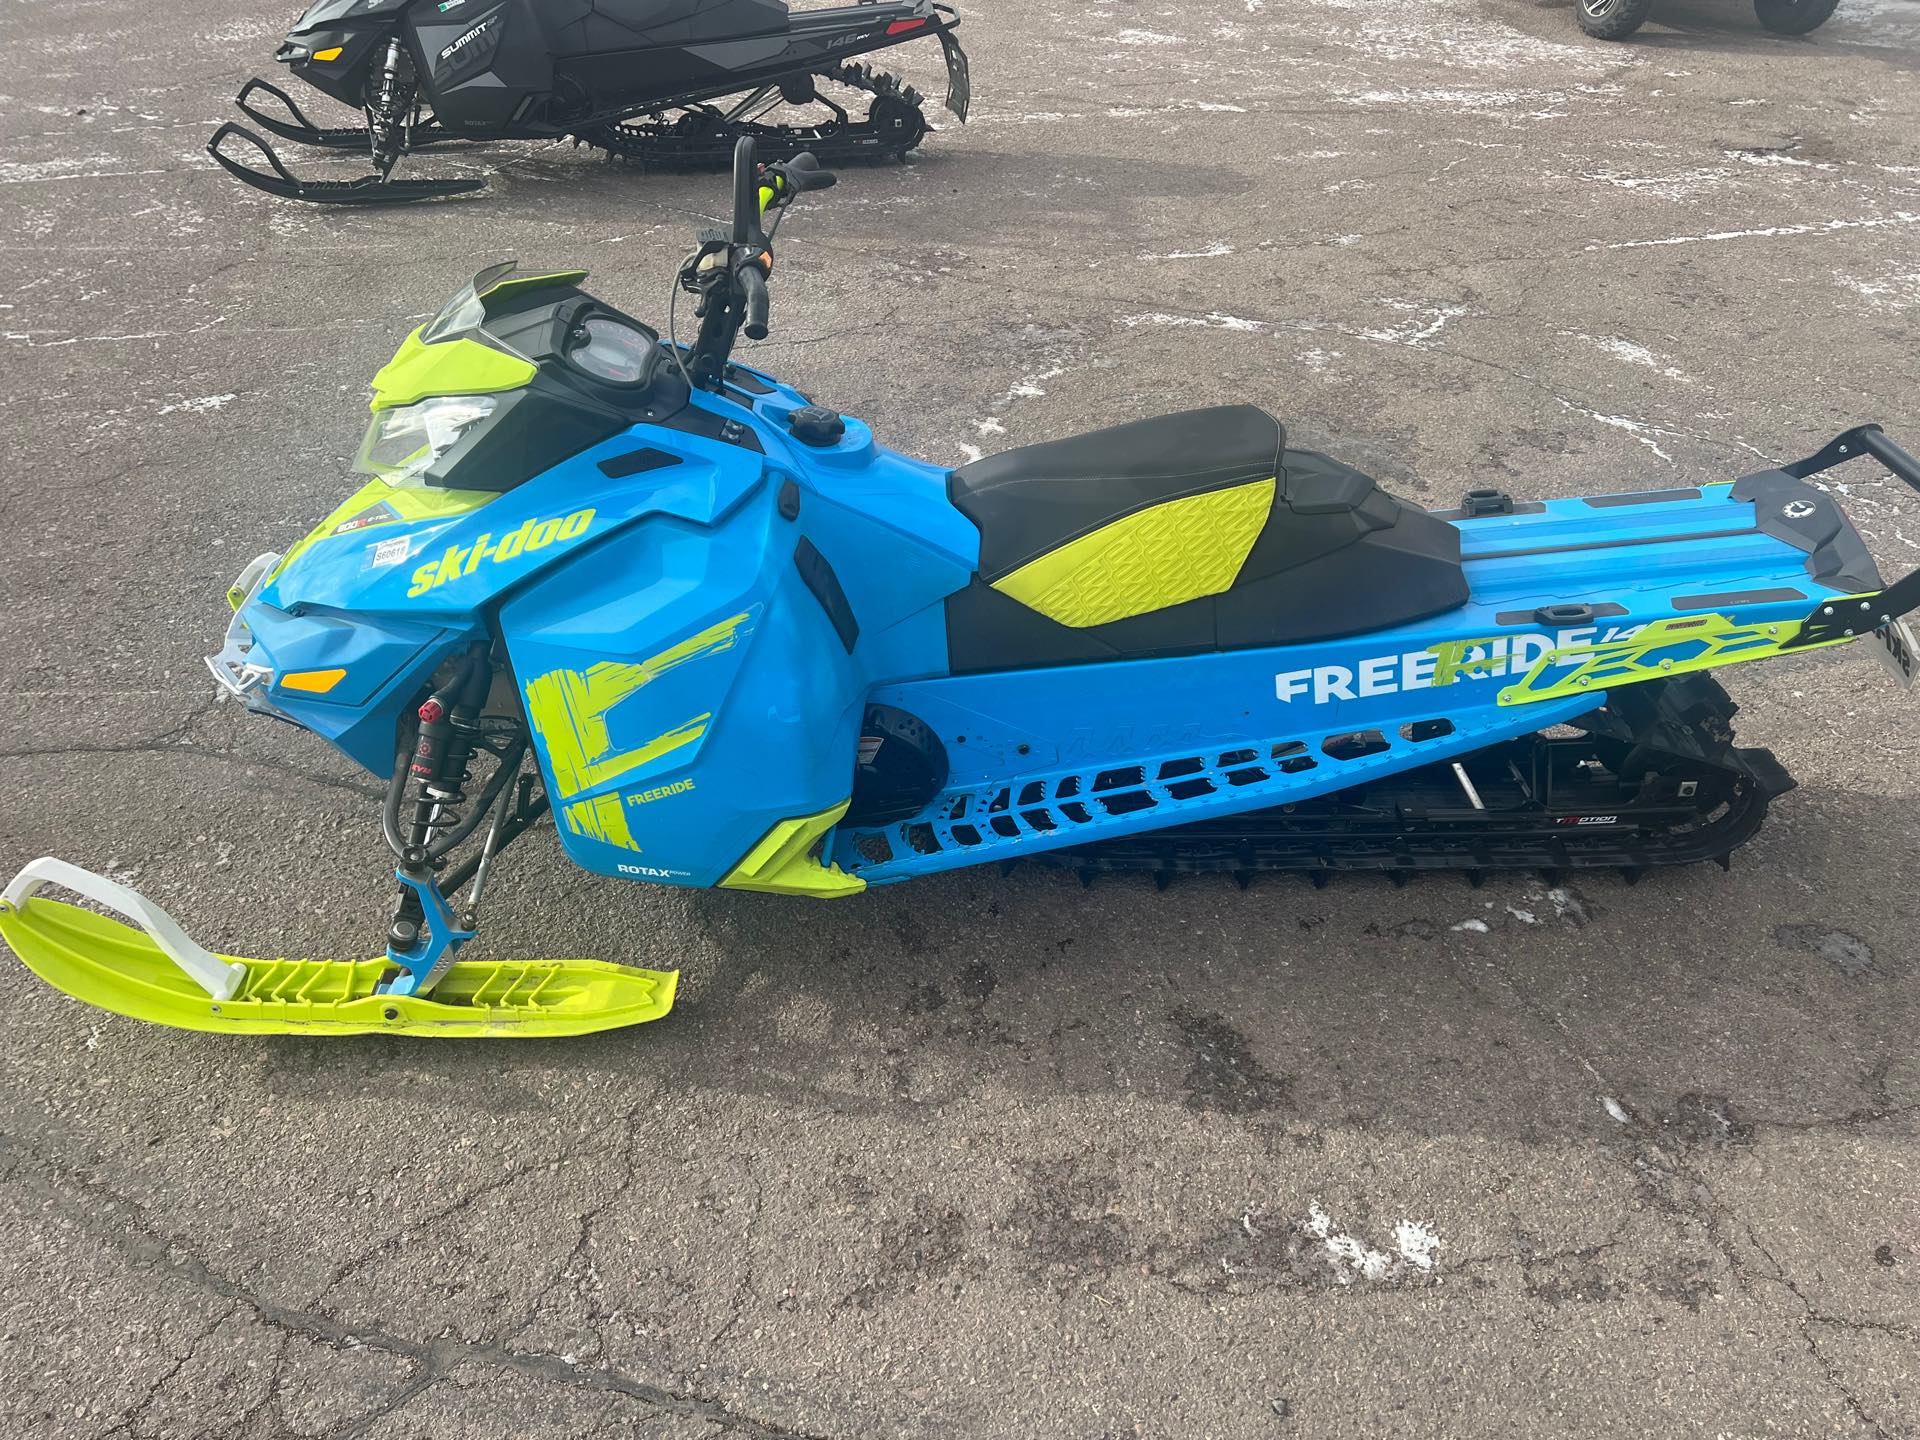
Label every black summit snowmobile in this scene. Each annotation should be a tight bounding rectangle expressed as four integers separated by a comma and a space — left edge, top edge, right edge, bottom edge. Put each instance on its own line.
209, 0, 969, 203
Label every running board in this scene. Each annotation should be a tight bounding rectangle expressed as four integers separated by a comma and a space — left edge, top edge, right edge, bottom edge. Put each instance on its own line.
208, 123, 484, 205
0, 859, 674, 1037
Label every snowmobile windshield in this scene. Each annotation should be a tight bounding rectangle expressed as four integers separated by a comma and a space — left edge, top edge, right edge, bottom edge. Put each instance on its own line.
420, 262, 516, 348
419, 262, 587, 356
293, 0, 409, 29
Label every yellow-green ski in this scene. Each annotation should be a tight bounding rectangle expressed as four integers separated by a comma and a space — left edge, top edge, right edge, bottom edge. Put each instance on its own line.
0, 860, 673, 1038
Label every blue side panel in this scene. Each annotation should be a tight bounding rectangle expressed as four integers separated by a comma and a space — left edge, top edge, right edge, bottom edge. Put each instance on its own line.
835, 482, 1858, 882
496, 393, 975, 887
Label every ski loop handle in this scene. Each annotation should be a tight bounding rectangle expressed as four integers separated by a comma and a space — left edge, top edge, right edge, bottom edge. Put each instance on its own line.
2, 857, 247, 1001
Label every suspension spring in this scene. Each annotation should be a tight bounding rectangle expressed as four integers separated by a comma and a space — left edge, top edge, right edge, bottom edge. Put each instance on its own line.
367, 38, 416, 175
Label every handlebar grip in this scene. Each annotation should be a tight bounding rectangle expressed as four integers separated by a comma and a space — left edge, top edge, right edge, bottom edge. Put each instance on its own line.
783, 151, 838, 192
740, 265, 770, 341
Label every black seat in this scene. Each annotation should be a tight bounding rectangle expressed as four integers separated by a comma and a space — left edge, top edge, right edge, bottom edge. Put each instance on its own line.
944, 405, 1468, 673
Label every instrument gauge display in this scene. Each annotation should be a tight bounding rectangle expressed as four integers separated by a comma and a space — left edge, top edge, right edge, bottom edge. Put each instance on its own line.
568, 316, 654, 384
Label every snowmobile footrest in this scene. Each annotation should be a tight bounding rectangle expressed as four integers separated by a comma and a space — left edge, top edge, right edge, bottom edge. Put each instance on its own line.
208, 124, 483, 205
234, 78, 375, 149
234, 78, 462, 151
0, 859, 674, 1037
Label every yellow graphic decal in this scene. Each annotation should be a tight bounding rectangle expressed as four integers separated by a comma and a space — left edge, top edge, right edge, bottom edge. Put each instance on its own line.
407, 508, 595, 598
524, 613, 755, 852
1427, 636, 1511, 688
1497, 614, 1851, 707
993, 478, 1275, 628
563, 793, 639, 852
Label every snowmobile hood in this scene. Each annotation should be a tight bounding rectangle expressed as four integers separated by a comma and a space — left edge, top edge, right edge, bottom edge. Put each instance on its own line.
291, 0, 410, 31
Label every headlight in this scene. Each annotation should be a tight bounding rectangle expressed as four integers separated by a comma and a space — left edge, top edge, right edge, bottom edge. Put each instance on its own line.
355, 395, 499, 484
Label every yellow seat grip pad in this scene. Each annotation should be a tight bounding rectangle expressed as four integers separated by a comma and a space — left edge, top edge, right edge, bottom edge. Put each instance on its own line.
991, 477, 1276, 628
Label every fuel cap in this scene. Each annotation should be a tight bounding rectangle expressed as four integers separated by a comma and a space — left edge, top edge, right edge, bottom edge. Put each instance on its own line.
789, 405, 847, 447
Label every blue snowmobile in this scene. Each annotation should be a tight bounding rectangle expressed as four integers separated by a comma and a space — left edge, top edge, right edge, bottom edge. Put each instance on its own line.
4, 140, 1916, 1037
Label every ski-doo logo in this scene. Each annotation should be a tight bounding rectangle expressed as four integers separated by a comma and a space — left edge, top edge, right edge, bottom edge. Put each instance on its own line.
1274, 626, 1642, 705
439, 15, 496, 62
407, 508, 595, 597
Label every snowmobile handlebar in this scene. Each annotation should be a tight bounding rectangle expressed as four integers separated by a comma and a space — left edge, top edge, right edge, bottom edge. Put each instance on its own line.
729, 136, 837, 243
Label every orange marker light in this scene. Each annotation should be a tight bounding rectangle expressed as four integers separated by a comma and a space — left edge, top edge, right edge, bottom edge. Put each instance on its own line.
280, 668, 347, 694
312, 46, 344, 61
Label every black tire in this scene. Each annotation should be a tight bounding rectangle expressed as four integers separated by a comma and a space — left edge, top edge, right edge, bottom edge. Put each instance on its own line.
1754, 0, 1840, 34
1577, 0, 1658, 40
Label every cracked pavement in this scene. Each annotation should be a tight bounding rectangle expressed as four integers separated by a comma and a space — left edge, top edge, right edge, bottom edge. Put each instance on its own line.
3, 0, 1920, 1435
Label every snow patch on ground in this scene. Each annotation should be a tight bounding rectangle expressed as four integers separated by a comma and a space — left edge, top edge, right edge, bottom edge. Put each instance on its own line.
1121, 312, 1266, 333
1556, 399, 1680, 462
1837, 270, 1920, 312
1147, 242, 1234, 260
1571, 333, 1688, 381
1356, 300, 1465, 348
157, 394, 237, 416
1595, 212, 1920, 251
1304, 1204, 1443, 1284
1579, 166, 1738, 200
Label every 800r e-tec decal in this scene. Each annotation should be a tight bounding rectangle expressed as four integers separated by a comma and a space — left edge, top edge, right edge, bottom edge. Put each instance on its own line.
407, 508, 594, 597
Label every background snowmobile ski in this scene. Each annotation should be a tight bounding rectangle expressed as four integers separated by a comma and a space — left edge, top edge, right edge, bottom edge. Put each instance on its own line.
210, 0, 969, 203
